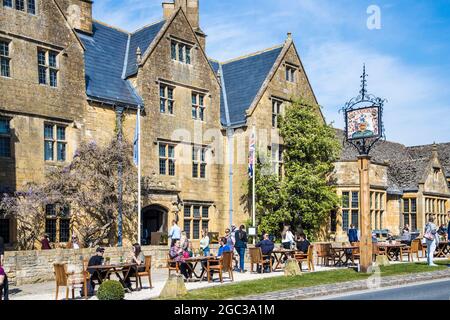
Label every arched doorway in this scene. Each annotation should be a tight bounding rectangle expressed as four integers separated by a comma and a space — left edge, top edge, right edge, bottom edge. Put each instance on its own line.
141, 205, 168, 245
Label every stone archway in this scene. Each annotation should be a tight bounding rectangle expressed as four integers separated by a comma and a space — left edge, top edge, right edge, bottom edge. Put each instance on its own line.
141, 205, 168, 245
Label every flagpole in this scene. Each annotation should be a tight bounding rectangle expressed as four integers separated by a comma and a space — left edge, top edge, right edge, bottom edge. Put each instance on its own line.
252, 125, 256, 244
137, 107, 142, 245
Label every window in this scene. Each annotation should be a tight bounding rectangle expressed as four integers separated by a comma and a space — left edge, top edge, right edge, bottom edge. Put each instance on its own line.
0, 40, 10, 77
159, 84, 174, 114
341, 191, 359, 232
3, 0, 13, 8
330, 210, 337, 232
192, 146, 207, 178
0, 117, 11, 157
286, 65, 296, 82
403, 198, 417, 231
272, 99, 283, 128
159, 143, 175, 176
183, 204, 209, 240
15, 0, 24, 11
45, 204, 70, 243
27, 0, 35, 14
425, 197, 447, 227
0, 217, 10, 244
171, 40, 192, 64
271, 144, 284, 178
191, 92, 205, 121
38, 49, 58, 87
370, 192, 385, 230
44, 124, 66, 162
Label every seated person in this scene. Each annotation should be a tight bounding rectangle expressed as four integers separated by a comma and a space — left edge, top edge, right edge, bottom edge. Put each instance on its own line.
402, 224, 410, 235
86, 247, 106, 296
437, 224, 447, 236
206, 237, 231, 280
123, 243, 145, 290
0, 265, 8, 300
371, 233, 378, 243
295, 233, 310, 254
169, 240, 190, 280
256, 233, 275, 272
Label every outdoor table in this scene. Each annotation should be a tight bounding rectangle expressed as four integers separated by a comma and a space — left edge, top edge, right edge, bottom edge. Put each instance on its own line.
184, 256, 215, 280
376, 243, 406, 261
434, 241, 450, 258
330, 246, 358, 267
271, 249, 297, 271
87, 263, 137, 289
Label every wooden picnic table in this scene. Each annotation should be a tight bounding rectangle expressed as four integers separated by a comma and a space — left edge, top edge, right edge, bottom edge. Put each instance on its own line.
330, 245, 358, 267
87, 263, 136, 289
271, 249, 297, 271
435, 241, 450, 257
376, 243, 406, 261
184, 256, 215, 280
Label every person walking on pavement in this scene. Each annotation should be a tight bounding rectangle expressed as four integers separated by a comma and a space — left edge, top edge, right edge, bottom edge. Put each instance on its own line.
424, 216, 439, 266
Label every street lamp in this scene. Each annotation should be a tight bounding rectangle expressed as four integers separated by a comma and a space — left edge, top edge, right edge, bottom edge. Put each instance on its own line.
342, 65, 386, 273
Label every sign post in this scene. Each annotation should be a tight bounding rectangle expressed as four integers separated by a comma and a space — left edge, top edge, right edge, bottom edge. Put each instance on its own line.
342, 65, 386, 273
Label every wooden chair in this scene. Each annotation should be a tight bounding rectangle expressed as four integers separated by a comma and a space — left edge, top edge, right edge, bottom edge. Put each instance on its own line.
316, 243, 332, 266
400, 239, 420, 262
294, 245, 315, 272
372, 243, 387, 262
137, 256, 153, 289
167, 254, 179, 276
350, 242, 360, 264
249, 247, 272, 273
54, 263, 86, 300
419, 240, 427, 257
207, 251, 234, 283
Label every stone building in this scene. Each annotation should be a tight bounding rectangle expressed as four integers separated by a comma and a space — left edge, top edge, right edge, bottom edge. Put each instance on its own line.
332, 129, 450, 240
0, 0, 321, 248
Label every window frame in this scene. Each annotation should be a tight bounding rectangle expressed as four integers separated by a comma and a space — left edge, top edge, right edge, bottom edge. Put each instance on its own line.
271, 143, 284, 178
0, 117, 11, 158
159, 84, 175, 115
285, 65, 297, 83
170, 39, 192, 65
159, 142, 176, 176
370, 191, 385, 230
45, 204, 71, 243
0, 40, 11, 78
38, 48, 59, 87
191, 92, 205, 121
44, 123, 66, 162
3, 0, 13, 8
192, 146, 207, 179
341, 191, 359, 232
271, 98, 283, 128
183, 204, 210, 240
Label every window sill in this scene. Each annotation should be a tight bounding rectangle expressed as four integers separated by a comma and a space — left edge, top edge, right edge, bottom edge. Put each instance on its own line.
0, 75, 12, 80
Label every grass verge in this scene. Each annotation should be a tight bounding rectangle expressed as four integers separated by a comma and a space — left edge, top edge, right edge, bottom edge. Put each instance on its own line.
175, 259, 449, 300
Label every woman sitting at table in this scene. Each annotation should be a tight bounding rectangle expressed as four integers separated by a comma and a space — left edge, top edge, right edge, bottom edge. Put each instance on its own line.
169, 240, 190, 280
123, 243, 145, 290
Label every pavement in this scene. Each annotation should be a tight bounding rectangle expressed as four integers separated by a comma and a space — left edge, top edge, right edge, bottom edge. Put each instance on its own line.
319, 279, 450, 300
8, 257, 449, 300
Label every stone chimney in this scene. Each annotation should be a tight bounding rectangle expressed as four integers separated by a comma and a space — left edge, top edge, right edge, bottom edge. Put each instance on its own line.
59, 0, 93, 34
163, 0, 199, 30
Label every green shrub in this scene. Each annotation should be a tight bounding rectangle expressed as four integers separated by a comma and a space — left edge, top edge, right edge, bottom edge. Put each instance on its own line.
96, 280, 125, 300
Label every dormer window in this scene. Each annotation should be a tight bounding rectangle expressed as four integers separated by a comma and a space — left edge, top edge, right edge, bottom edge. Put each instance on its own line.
171, 40, 191, 64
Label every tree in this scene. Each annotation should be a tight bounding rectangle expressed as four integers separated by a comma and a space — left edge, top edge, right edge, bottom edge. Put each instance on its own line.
249, 97, 341, 241
1, 139, 150, 249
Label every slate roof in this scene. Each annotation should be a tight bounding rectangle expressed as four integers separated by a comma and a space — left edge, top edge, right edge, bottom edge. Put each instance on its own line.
336, 129, 450, 193
78, 22, 144, 107
125, 20, 166, 78
210, 46, 284, 126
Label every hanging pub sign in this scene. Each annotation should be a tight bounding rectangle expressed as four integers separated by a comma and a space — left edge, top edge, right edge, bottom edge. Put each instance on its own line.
345, 105, 381, 141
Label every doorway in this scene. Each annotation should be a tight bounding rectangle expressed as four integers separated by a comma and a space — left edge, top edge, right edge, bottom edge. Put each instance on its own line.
141, 205, 167, 245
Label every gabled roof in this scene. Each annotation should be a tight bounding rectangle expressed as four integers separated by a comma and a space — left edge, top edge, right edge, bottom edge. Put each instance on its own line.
210, 45, 284, 126
336, 129, 450, 193
125, 20, 166, 78
77, 21, 143, 107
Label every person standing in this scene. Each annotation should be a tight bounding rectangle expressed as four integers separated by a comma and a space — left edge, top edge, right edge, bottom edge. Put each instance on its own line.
424, 216, 439, 266
234, 225, 248, 273
281, 225, 294, 250
0, 264, 8, 300
447, 211, 450, 241
0, 236, 4, 266
200, 229, 210, 256
40, 234, 51, 250
168, 220, 181, 247
348, 224, 359, 243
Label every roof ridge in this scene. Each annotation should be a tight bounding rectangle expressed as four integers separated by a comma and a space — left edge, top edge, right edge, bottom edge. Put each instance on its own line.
131, 19, 166, 34
221, 44, 284, 65
92, 19, 130, 34
407, 142, 450, 148
208, 57, 220, 63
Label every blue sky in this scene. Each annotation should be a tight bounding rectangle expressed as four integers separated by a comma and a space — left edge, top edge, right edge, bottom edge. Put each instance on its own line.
93, 0, 450, 146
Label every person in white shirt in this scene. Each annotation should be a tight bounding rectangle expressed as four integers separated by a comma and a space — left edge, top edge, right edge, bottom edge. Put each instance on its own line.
199, 229, 210, 256
168, 220, 181, 247
281, 225, 295, 250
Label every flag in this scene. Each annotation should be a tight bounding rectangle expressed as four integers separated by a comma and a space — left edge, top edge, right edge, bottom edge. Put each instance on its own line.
248, 130, 255, 178
133, 108, 140, 167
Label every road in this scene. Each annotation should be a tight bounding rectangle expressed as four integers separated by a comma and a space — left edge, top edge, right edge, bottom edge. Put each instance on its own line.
316, 279, 450, 300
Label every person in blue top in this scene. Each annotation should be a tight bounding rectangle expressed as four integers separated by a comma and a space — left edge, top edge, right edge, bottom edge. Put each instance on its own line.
217, 237, 232, 257
347, 224, 359, 243
168, 220, 181, 247
234, 225, 248, 273
256, 233, 275, 273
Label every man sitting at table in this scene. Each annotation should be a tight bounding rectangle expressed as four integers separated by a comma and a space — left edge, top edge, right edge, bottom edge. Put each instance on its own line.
85, 247, 106, 296
202, 237, 231, 281
256, 233, 275, 272
295, 233, 310, 254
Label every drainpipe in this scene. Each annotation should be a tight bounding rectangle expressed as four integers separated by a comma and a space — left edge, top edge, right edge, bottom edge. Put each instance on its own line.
227, 128, 234, 228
